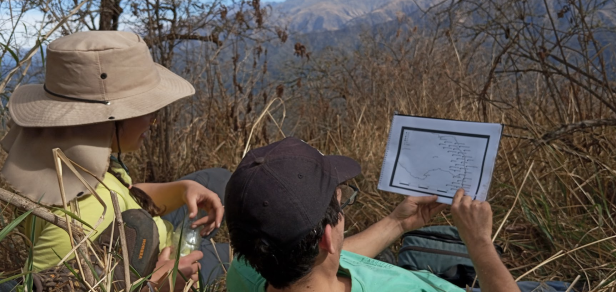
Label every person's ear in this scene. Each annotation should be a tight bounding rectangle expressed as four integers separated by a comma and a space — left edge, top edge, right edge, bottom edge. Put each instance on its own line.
318, 225, 336, 254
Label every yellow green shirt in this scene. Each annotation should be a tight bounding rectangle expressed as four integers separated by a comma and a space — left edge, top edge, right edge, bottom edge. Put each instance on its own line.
27, 164, 168, 271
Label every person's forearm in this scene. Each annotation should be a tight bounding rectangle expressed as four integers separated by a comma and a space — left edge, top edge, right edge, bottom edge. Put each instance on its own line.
467, 240, 520, 292
343, 215, 404, 258
134, 181, 187, 215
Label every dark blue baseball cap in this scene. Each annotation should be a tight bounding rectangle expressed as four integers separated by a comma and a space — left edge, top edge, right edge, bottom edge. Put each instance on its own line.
225, 137, 361, 249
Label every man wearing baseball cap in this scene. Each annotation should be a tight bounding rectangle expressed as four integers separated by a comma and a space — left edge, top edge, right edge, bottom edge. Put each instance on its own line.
224, 137, 522, 292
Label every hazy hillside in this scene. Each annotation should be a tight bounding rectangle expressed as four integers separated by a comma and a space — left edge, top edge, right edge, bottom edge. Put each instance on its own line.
270, 0, 616, 41
270, 0, 437, 33
344, 0, 431, 28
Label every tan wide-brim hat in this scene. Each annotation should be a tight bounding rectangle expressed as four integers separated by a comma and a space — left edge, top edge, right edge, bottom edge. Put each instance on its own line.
1, 122, 114, 206
9, 31, 195, 127
1, 31, 195, 206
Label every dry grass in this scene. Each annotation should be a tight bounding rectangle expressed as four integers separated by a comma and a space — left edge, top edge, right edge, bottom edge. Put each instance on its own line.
116, 28, 615, 290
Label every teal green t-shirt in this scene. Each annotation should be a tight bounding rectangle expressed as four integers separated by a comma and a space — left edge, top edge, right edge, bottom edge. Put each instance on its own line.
226, 250, 465, 292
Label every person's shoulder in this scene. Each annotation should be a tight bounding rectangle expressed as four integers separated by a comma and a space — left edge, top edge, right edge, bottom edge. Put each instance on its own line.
100, 171, 139, 199
226, 257, 266, 292
339, 251, 465, 292
340, 250, 398, 269
72, 172, 135, 213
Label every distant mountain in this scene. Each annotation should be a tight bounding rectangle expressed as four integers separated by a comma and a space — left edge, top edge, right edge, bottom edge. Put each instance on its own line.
269, 0, 437, 33
344, 0, 428, 28
266, 0, 616, 63
269, 0, 616, 40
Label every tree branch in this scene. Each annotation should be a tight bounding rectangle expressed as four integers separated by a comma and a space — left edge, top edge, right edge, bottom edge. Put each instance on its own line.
540, 119, 616, 142
0, 0, 89, 94
0, 188, 98, 286
143, 33, 222, 47
0, 188, 85, 237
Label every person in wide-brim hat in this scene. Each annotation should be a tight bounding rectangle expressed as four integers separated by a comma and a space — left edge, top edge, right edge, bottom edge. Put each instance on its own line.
1, 31, 228, 288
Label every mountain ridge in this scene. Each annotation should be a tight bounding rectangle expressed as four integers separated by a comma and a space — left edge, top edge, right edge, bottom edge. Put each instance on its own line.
268, 0, 616, 36
269, 0, 435, 33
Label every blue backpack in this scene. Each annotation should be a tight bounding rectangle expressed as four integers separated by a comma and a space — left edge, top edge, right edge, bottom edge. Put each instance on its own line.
397, 225, 503, 288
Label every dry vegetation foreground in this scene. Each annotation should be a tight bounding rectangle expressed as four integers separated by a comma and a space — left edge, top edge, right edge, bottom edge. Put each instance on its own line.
1, 0, 616, 291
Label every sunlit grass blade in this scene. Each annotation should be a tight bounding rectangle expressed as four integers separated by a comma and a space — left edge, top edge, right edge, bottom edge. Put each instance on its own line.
0, 209, 33, 242
178, 271, 198, 292
198, 268, 204, 292
172, 223, 184, 291
1, 43, 19, 65
106, 249, 142, 278
106, 250, 146, 292
130, 264, 167, 292
76, 247, 106, 292
24, 215, 36, 291
52, 248, 84, 282
52, 207, 94, 229
0, 272, 31, 285
38, 38, 45, 68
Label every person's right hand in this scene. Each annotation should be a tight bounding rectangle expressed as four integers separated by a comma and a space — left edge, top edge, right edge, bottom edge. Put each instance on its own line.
451, 188, 493, 248
388, 195, 447, 233
180, 180, 225, 237
150, 247, 202, 292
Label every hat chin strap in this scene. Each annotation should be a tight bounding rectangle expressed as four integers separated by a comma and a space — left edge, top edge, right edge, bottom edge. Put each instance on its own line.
114, 122, 129, 173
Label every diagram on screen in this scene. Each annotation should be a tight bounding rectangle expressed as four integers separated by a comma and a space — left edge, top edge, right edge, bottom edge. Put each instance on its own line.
390, 127, 490, 199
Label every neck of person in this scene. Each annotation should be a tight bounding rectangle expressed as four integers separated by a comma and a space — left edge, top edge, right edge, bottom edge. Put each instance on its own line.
265, 252, 351, 292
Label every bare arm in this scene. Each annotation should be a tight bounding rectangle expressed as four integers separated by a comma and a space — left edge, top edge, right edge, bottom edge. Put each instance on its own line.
135, 180, 223, 236
343, 215, 404, 258
343, 195, 446, 258
451, 189, 520, 292
467, 240, 519, 292
136, 181, 190, 216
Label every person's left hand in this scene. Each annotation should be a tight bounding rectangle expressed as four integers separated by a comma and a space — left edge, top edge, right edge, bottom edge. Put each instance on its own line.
181, 180, 224, 236
388, 195, 447, 232
150, 248, 202, 292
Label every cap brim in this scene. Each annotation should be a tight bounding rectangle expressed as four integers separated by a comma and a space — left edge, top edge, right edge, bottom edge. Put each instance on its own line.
9, 64, 195, 127
326, 155, 361, 183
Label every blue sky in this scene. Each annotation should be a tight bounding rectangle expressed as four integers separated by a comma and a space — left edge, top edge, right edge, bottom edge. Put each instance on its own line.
3, 0, 289, 49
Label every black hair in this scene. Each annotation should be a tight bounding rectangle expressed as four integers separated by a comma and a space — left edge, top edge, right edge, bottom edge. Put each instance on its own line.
107, 167, 162, 216
229, 190, 342, 289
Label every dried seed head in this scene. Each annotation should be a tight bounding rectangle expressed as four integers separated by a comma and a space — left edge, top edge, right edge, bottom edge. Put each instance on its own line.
277, 28, 289, 43
294, 42, 307, 58
255, 45, 263, 58
276, 85, 284, 97
220, 5, 228, 20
